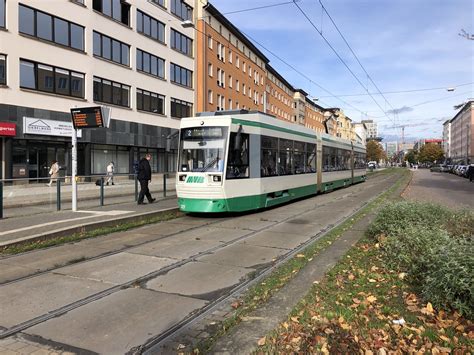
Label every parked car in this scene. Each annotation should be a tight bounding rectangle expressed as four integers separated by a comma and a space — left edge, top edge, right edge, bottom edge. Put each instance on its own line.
368, 161, 377, 169
430, 164, 441, 172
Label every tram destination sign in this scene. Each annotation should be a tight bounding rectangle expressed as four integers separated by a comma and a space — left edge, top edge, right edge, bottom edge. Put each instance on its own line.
70, 106, 105, 129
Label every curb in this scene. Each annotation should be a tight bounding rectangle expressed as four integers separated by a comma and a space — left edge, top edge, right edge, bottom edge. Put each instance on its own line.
0, 205, 180, 250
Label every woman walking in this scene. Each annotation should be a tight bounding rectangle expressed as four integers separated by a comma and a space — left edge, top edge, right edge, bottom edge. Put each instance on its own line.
47, 160, 59, 187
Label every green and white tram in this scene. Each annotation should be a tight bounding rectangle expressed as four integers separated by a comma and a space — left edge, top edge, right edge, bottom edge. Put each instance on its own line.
176, 110, 366, 213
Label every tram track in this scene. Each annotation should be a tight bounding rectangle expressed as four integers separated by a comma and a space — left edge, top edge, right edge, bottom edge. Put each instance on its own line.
0, 172, 399, 345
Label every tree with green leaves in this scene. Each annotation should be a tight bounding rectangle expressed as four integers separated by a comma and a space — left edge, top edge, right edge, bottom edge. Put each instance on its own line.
366, 140, 384, 162
405, 149, 419, 164
418, 143, 444, 163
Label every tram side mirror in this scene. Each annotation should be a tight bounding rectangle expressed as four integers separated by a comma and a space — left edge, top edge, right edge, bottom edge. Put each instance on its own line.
181, 164, 188, 171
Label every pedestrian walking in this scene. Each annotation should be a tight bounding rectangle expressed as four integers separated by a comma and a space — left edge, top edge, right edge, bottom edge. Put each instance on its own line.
47, 160, 59, 187
467, 164, 474, 182
106, 161, 115, 185
137, 153, 156, 205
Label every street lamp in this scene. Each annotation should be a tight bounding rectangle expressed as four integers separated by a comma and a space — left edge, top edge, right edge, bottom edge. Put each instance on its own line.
181, 20, 194, 28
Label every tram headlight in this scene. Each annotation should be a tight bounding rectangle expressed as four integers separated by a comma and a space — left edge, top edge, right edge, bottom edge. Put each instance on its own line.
179, 174, 187, 182
212, 175, 222, 182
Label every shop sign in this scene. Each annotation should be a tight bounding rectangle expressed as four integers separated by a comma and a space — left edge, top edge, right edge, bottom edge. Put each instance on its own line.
23, 117, 82, 138
0, 122, 16, 136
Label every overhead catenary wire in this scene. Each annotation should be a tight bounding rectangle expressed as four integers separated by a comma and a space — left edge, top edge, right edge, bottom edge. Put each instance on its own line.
292, 0, 397, 125
318, 0, 397, 114
318, 82, 474, 98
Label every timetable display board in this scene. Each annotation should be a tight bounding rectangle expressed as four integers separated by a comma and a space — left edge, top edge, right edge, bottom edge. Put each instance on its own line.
70, 107, 104, 129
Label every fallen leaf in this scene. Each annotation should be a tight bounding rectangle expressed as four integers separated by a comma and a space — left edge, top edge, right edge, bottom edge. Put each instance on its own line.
438, 335, 450, 342
368, 279, 377, 283
257, 337, 266, 346
291, 316, 299, 323
296, 254, 305, 258
367, 295, 377, 303
398, 272, 407, 279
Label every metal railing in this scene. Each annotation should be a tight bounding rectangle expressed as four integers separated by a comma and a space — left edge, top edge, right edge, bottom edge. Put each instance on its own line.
0, 173, 175, 219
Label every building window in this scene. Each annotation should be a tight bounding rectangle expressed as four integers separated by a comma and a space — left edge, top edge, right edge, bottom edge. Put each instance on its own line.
19, 59, 84, 98
170, 29, 192, 56
208, 90, 213, 104
208, 36, 213, 49
170, 63, 192, 88
136, 49, 165, 79
137, 88, 165, 115
171, 97, 192, 118
137, 10, 165, 44
208, 63, 213, 77
0, 0, 5, 28
217, 43, 225, 62
236, 79, 239, 92
150, 0, 166, 8
92, 0, 130, 26
93, 31, 129, 66
170, 0, 192, 21
19, 5, 84, 51
0, 54, 6, 85
93, 76, 130, 107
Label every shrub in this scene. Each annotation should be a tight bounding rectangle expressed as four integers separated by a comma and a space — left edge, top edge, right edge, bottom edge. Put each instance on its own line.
370, 201, 474, 319
366, 201, 450, 240
381, 226, 450, 284
443, 209, 474, 239
422, 237, 474, 319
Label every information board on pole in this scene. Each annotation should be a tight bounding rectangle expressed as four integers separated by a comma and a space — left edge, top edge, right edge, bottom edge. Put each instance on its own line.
70, 106, 105, 129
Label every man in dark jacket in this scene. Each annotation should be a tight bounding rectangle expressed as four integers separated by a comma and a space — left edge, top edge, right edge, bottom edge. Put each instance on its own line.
137, 153, 156, 205
467, 164, 474, 182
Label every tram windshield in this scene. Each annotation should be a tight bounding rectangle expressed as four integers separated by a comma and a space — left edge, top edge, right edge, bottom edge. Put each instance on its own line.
178, 126, 228, 172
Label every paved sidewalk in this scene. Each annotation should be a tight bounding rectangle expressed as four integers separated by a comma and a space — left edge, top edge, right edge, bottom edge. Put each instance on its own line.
0, 195, 179, 248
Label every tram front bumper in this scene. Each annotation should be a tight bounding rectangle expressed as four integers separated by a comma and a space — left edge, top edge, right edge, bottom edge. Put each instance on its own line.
178, 197, 228, 213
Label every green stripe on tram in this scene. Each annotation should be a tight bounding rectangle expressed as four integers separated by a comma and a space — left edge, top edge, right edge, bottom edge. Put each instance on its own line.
177, 176, 366, 213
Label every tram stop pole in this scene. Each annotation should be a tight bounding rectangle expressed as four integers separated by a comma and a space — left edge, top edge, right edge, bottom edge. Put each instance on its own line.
72, 127, 78, 212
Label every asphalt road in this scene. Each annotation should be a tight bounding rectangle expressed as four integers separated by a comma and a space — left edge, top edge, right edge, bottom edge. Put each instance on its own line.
403, 169, 473, 209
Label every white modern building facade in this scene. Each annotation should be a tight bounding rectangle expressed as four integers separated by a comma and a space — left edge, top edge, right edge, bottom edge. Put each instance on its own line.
0, 0, 194, 180
352, 122, 367, 146
361, 119, 378, 140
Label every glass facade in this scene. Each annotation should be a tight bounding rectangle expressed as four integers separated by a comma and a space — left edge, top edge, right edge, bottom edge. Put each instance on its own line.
137, 10, 165, 44
170, 63, 192, 88
136, 49, 165, 79
19, 5, 85, 51
93, 31, 130, 66
20, 59, 85, 98
93, 76, 130, 107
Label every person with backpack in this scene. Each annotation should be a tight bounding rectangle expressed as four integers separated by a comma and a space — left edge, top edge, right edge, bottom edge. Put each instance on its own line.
137, 153, 155, 205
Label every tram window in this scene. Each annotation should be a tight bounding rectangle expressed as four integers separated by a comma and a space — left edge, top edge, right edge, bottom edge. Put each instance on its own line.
261, 136, 277, 177
278, 139, 293, 175
323, 146, 336, 172
226, 132, 249, 179
306, 143, 316, 172
293, 141, 305, 174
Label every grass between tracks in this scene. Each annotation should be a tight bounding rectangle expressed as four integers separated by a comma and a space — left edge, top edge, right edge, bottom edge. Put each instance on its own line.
194, 169, 411, 353
0, 210, 183, 255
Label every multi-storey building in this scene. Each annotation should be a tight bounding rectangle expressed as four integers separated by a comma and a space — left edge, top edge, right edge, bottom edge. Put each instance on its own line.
304, 98, 325, 133
333, 110, 353, 140
442, 119, 451, 159
448, 99, 473, 164
361, 119, 378, 140
265, 64, 294, 122
0, 0, 195, 180
195, 1, 267, 113
352, 122, 367, 146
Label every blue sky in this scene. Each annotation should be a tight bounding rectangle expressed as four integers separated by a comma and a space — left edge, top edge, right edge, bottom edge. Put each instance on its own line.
210, 0, 473, 141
